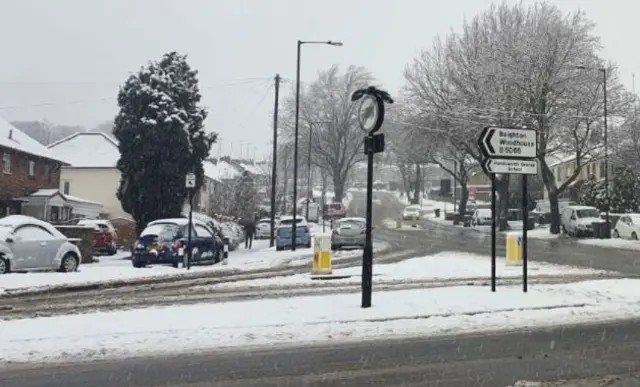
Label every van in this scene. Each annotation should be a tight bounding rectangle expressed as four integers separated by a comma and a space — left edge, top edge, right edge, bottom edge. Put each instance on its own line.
560, 205, 602, 237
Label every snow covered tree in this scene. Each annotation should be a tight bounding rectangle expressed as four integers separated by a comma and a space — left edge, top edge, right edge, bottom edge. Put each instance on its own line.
280, 65, 374, 202
113, 52, 216, 234
610, 166, 640, 213
578, 175, 603, 208
232, 171, 258, 221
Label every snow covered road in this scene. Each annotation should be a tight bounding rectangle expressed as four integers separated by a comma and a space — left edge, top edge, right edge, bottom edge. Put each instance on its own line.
3, 278, 640, 364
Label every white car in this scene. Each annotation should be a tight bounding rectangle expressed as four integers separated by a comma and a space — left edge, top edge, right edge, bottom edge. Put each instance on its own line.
402, 206, 421, 220
560, 205, 602, 237
0, 215, 82, 274
613, 214, 640, 240
256, 218, 278, 239
471, 208, 492, 226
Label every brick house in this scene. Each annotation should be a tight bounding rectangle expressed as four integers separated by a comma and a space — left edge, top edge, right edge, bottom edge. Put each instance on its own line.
0, 118, 68, 218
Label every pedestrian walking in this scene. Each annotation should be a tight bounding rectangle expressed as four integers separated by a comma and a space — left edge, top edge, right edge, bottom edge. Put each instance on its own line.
244, 221, 255, 249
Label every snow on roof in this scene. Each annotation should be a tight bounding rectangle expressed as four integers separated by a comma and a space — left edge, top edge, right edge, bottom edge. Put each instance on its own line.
26, 189, 103, 205
239, 162, 267, 175
48, 132, 119, 168
203, 159, 242, 181
148, 218, 207, 227
0, 116, 67, 163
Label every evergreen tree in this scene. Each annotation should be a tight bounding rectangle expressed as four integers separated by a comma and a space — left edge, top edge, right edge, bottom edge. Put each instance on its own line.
578, 175, 600, 208
233, 171, 258, 220
610, 166, 640, 213
113, 52, 216, 233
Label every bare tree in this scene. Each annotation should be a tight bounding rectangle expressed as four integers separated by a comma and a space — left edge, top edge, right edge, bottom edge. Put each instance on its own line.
280, 65, 374, 202
402, 2, 631, 233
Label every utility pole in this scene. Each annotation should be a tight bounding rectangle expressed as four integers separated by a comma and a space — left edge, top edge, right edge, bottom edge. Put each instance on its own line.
270, 74, 281, 247
306, 123, 313, 219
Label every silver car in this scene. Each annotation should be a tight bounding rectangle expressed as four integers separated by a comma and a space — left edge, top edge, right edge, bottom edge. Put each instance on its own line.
331, 217, 370, 250
0, 215, 82, 274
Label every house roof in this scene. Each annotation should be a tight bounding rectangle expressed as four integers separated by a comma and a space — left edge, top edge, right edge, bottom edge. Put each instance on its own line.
26, 189, 103, 205
0, 116, 68, 163
203, 159, 242, 182
47, 132, 119, 168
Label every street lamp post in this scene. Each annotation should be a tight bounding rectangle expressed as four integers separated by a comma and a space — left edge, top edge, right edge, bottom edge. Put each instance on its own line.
575, 65, 610, 237
291, 39, 342, 251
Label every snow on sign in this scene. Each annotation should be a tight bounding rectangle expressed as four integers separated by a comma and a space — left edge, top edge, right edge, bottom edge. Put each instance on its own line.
478, 127, 537, 159
185, 173, 196, 188
482, 158, 538, 175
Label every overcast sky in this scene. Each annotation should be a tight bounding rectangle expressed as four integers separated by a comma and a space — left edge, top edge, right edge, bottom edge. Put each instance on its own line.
0, 0, 637, 159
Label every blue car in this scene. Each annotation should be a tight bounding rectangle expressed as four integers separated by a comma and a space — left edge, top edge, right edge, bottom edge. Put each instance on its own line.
132, 218, 223, 268
275, 217, 311, 251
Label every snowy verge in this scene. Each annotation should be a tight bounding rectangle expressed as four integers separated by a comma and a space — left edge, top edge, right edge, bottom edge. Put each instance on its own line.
579, 237, 640, 251
2, 279, 640, 364
0, 240, 389, 296
207, 251, 610, 290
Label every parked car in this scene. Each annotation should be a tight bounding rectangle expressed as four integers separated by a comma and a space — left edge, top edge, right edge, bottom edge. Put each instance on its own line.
560, 205, 602, 237
0, 215, 82, 274
276, 216, 311, 250
77, 219, 118, 255
331, 217, 369, 250
256, 218, 276, 239
402, 206, 421, 220
220, 222, 241, 251
132, 218, 223, 268
324, 203, 347, 218
613, 214, 640, 240
471, 208, 492, 226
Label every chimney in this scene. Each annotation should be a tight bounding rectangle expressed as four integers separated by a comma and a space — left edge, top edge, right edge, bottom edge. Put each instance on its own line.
8, 129, 12, 140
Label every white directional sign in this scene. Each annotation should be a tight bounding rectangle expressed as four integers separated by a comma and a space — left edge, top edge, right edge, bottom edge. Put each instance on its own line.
185, 173, 196, 188
482, 158, 538, 175
478, 127, 537, 159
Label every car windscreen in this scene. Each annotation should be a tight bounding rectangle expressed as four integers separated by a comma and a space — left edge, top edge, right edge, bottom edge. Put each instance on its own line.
337, 220, 365, 230
140, 223, 180, 241
576, 209, 600, 219
280, 218, 303, 225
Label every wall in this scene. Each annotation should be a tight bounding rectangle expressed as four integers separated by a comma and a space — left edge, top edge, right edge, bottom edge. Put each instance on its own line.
59, 167, 129, 218
0, 146, 61, 200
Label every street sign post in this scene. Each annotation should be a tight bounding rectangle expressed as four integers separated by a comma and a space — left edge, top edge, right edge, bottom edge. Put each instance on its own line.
185, 172, 196, 270
482, 158, 538, 175
478, 126, 537, 294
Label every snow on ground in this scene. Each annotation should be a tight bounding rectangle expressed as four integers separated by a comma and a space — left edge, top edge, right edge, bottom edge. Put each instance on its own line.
579, 237, 640, 251
209, 251, 609, 289
0, 238, 388, 295
3, 278, 640, 364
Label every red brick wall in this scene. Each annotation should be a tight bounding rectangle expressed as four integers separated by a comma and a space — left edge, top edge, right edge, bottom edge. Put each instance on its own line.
0, 146, 62, 200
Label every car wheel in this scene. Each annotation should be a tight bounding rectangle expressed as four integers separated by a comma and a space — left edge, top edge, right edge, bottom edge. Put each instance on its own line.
0, 256, 9, 274
59, 253, 79, 273
613, 230, 620, 238
276, 246, 283, 251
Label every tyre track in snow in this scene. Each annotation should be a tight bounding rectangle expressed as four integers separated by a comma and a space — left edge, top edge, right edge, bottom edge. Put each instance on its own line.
0, 271, 626, 320
0, 243, 418, 320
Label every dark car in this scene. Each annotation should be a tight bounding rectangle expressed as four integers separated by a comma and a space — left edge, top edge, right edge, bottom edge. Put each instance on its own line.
132, 218, 223, 268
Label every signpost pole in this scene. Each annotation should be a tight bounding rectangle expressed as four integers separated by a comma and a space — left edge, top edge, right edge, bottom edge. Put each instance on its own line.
522, 174, 528, 293
187, 190, 193, 270
490, 175, 496, 292
351, 85, 393, 309
478, 126, 537, 293
362, 135, 374, 308
185, 172, 196, 271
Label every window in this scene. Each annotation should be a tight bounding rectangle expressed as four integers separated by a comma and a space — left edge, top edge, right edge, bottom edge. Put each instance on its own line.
28, 160, 36, 177
15, 225, 55, 241
195, 225, 213, 238
63, 181, 70, 195
2, 153, 10, 174
44, 165, 52, 183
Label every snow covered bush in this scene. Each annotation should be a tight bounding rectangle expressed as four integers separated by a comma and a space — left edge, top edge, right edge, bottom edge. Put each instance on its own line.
113, 52, 216, 233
